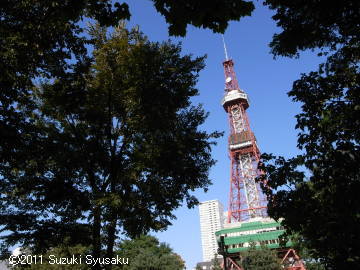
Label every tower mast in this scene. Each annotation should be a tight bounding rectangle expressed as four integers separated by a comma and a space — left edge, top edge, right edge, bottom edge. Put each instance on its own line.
216, 39, 307, 270
221, 41, 267, 223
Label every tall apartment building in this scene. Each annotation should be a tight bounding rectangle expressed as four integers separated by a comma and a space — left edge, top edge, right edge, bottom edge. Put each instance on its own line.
199, 200, 224, 262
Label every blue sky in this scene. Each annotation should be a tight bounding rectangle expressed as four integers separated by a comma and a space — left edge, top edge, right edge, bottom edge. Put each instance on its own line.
124, 1, 323, 269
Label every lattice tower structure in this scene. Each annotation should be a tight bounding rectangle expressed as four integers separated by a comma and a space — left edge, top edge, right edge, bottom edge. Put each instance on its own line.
221, 58, 268, 223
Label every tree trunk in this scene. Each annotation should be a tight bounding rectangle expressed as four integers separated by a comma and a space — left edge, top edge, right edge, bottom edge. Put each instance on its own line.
92, 205, 102, 270
105, 211, 117, 270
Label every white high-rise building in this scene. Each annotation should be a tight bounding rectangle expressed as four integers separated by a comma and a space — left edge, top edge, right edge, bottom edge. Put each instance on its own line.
199, 200, 224, 262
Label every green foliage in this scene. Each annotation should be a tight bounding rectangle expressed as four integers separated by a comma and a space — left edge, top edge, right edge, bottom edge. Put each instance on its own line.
211, 254, 223, 270
14, 245, 90, 270
290, 235, 326, 270
0, 25, 221, 265
115, 235, 185, 270
264, 0, 360, 57
13, 236, 184, 270
0, 1, 129, 258
240, 243, 281, 270
0, 0, 129, 163
259, 1, 360, 269
152, 0, 254, 36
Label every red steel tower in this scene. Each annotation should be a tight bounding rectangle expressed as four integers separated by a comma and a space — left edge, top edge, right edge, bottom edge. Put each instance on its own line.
218, 40, 306, 270
221, 44, 267, 223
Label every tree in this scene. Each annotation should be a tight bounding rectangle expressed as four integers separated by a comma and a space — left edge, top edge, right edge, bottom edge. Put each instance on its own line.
0, 2, 128, 260
152, 0, 254, 36
211, 254, 223, 270
240, 243, 281, 270
1, 1, 130, 191
115, 235, 185, 270
290, 235, 326, 270
14, 244, 90, 270
1, 0, 253, 261
258, 1, 360, 269
0, 25, 221, 269
14, 235, 184, 270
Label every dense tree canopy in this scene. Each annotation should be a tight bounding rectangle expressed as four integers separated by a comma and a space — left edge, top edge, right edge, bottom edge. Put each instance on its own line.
153, 0, 254, 36
259, 1, 360, 269
240, 243, 281, 270
0, 25, 221, 270
291, 235, 326, 270
116, 235, 185, 270
264, 0, 360, 57
14, 235, 183, 270
17, 244, 90, 270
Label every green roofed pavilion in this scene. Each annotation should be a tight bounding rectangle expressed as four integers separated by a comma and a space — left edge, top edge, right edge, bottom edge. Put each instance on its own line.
216, 217, 292, 253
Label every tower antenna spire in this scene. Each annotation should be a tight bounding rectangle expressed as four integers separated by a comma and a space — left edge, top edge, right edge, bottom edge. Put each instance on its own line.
222, 35, 229, 60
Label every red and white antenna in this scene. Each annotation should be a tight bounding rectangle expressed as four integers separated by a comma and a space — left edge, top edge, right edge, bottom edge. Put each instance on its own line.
222, 35, 229, 61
